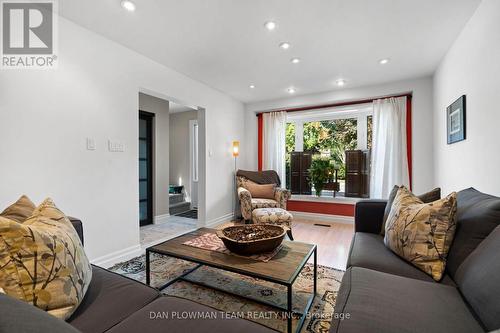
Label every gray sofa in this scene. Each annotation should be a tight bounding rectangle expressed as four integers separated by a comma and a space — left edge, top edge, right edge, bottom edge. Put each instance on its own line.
0, 218, 274, 333
331, 187, 500, 333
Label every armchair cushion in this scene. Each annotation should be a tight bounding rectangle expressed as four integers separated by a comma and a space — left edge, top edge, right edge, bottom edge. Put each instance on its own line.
251, 198, 279, 209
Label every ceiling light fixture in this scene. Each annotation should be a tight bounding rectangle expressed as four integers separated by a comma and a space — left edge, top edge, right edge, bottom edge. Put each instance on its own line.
336, 79, 346, 87
279, 42, 291, 50
264, 21, 277, 31
379, 58, 390, 65
287, 87, 296, 94
249, 85, 255, 89
290, 57, 301, 64
120, 0, 136, 11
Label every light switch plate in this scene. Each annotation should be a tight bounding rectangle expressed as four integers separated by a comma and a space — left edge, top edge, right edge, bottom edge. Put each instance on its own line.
108, 140, 124, 152
86, 138, 96, 150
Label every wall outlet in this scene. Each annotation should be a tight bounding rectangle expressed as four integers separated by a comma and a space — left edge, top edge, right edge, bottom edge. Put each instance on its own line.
86, 138, 96, 150
108, 140, 124, 152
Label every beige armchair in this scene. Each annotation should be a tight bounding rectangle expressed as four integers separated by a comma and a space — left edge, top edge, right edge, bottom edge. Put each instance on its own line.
236, 171, 291, 222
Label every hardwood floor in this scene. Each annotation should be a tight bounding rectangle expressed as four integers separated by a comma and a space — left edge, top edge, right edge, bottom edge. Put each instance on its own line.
292, 218, 354, 271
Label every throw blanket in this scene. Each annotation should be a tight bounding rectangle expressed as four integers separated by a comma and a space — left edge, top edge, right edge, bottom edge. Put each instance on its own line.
236, 169, 281, 187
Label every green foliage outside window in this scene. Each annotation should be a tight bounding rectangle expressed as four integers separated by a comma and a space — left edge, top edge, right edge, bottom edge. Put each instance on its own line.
303, 119, 357, 179
308, 155, 335, 196
285, 116, 372, 191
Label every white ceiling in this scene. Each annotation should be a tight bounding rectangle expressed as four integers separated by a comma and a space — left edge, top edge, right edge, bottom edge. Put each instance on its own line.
59, 0, 481, 103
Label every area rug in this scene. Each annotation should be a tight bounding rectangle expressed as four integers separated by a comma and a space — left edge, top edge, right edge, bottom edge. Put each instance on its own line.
109, 253, 343, 333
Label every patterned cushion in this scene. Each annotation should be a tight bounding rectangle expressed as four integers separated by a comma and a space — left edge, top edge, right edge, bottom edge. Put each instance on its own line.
0, 198, 92, 319
252, 208, 293, 229
381, 186, 441, 235
384, 187, 457, 281
251, 198, 279, 209
0, 195, 36, 223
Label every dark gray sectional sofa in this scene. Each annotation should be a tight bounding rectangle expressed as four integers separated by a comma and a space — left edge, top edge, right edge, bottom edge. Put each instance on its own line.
0, 218, 274, 333
331, 188, 500, 333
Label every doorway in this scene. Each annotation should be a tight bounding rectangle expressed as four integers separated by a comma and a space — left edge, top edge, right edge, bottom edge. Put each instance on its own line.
139, 111, 154, 226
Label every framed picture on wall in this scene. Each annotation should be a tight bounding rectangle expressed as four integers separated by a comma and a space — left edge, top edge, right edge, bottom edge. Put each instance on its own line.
447, 95, 466, 144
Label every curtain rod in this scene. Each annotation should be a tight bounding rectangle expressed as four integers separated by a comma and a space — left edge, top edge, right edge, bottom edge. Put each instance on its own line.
255, 93, 412, 116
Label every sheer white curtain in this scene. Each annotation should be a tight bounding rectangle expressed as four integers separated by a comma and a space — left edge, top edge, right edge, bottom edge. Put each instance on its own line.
263, 111, 287, 187
370, 97, 409, 199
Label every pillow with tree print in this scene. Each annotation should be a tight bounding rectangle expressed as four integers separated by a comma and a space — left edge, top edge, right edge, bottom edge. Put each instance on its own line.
384, 187, 457, 281
0, 198, 92, 319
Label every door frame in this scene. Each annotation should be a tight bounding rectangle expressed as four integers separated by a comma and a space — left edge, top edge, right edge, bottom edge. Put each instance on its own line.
139, 110, 155, 226
189, 119, 199, 209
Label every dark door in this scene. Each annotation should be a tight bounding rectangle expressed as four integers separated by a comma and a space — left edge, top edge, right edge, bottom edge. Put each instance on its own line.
139, 111, 154, 226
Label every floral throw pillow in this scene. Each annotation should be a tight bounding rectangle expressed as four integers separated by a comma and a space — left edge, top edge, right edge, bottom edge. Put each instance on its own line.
0, 198, 92, 319
384, 187, 457, 281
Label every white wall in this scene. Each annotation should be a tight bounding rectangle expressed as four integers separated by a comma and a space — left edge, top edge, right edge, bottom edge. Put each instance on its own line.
433, 0, 500, 196
138, 93, 170, 217
0, 16, 246, 261
169, 110, 198, 206
245, 77, 435, 194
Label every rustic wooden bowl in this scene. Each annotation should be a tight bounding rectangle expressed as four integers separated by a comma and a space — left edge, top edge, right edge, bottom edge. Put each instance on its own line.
216, 224, 286, 256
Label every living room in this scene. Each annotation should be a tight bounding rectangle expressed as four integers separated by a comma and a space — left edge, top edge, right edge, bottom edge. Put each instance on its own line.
1, 1, 499, 333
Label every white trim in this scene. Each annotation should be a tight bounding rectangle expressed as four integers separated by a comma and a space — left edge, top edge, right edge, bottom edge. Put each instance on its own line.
290, 194, 360, 205
153, 213, 170, 224
205, 212, 234, 228
189, 119, 199, 183
91, 244, 143, 268
286, 103, 373, 122
290, 211, 354, 224
294, 121, 304, 152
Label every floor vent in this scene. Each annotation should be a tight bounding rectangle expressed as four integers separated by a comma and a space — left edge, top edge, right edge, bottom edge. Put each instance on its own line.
313, 223, 331, 228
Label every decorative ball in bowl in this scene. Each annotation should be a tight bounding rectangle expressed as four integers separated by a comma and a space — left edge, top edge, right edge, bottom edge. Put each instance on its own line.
216, 224, 286, 256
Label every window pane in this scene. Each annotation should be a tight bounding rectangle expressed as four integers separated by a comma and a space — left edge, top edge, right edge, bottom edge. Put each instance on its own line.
139, 119, 147, 138
139, 180, 147, 200
139, 139, 147, 159
139, 160, 147, 179
301, 118, 357, 182
139, 201, 148, 220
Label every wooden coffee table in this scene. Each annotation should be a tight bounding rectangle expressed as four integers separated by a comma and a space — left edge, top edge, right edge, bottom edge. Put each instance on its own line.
145, 227, 317, 333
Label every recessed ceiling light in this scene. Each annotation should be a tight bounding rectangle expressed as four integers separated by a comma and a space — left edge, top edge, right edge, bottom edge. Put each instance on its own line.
379, 58, 390, 65
290, 57, 301, 64
336, 79, 346, 87
249, 85, 255, 89
287, 87, 296, 94
120, 0, 136, 11
279, 42, 291, 50
264, 21, 277, 31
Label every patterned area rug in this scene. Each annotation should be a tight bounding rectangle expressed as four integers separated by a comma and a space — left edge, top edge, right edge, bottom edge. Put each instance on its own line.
109, 253, 343, 333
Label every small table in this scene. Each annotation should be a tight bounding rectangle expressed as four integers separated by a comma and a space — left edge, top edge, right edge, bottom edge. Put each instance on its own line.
146, 228, 317, 333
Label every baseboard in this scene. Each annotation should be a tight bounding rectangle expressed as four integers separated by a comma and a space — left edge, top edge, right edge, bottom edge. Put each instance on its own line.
90, 244, 143, 269
290, 211, 354, 225
205, 212, 234, 228
154, 213, 170, 224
